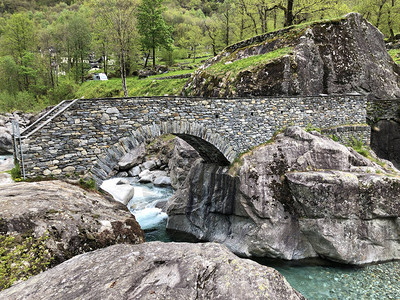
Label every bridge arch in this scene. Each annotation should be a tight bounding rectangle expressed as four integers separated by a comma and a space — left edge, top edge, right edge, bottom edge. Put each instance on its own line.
91, 121, 238, 183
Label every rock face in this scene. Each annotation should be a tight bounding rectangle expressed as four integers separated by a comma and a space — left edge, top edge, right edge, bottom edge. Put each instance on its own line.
371, 120, 400, 169
0, 242, 305, 300
183, 13, 400, 99
0, 181, 144, 265
167, 127, 400, 265
0, 112, 32, 154
112, 136, 201, 189
168, 137, 202, 189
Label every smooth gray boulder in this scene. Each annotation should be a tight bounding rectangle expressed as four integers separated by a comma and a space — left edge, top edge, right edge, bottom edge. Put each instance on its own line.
117, 143, 146, 170
0, 242, 305, 300
0, 130, 12, 154
142, 159, 157, 170
167, 127, 400, 265
128, 165, 141, 177
0, 181, 144, 266
100, 178, 135, 205
154, 175, 171, 186
138, 169, 153, 183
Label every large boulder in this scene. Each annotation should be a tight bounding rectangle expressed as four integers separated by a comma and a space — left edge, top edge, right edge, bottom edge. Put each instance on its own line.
99, 178, 135, 205
371, 119, 400, 169
183, 13, 400, 99
0, 112, 33, 154
0, 181, 144, 266
166, 127, 400, 265
0, 242, 305, 300
117, 143, 146, 170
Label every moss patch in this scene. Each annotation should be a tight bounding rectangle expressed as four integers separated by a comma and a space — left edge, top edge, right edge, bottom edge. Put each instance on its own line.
0, 233, 53, 291
206, 47, 293, 78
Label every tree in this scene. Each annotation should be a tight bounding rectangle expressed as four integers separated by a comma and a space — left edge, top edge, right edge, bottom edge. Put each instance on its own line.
137, 0, 173, 68
66, 11, 92, 83
90, 0, 138, 97
1, 12, 37, 91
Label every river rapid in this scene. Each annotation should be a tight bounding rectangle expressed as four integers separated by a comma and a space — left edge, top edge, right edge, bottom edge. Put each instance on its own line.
103, 178, 400, 300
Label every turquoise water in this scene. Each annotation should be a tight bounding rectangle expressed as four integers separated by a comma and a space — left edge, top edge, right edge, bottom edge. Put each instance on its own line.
261, 259, 400, 299
125, 182, 400, 299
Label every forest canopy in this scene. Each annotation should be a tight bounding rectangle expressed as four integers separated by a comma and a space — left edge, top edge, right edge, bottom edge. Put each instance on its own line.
0, 0, 399, 111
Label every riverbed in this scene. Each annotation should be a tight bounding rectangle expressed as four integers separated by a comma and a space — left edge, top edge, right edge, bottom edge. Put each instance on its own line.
105, 178, 400, 300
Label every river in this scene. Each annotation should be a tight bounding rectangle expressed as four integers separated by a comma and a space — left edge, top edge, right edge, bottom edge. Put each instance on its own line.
105, 178, 400, 300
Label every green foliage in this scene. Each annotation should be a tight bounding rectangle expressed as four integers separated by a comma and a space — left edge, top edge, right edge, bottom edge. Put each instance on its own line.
388, 49, 400, 65
46, 77, 78, 104
329, 134, 340, 142
348, 137, 370, 158
0, 90, 40, 112
0, 233, 53, 291
10, 162, 21, 181
305, 123, 322, 133
137, 0, 173, 67
78, 178, 96, 190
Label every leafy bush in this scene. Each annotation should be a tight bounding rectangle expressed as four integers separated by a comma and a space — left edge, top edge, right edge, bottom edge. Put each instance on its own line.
10, 163, 21, 181
79, 178, 97, 190
305, 123, 321, 133
46, 78, 78, 105
349, 137, 370, 157
0, 233, 53, 291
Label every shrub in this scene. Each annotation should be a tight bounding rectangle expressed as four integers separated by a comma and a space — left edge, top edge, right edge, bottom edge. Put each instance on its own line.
79, 178, 96, 190
10, 163, 21, 181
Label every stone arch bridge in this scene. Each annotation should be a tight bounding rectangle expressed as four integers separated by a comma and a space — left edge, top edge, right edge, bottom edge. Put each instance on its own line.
14, 95, 370, 183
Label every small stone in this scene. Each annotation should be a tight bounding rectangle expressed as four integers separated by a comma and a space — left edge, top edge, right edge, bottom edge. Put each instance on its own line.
63, 166, 76, 173
106, 107, 119, 114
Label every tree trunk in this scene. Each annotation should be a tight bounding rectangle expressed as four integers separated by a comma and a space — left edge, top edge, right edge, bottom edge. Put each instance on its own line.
144, 51, 150, 68
285, 0, 294, 27
152, 46, 156, 68
120, 49, 128, 97
388, 0, 395, 42
80, 49, 84, 84
225, 9, 230, 46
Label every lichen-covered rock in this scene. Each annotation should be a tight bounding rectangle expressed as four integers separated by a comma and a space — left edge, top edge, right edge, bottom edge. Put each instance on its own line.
166, 127, 400, 265
0, 242, 305, 300
183, 13, 400, 100
0, 181, 144, 265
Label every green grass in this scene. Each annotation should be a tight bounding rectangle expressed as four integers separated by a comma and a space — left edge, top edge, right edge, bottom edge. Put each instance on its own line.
348, 137, 386, 168
147, 69, 193, 79
206, 47, 293, 77
388, 49, 400, 64
75, 75, 189, 99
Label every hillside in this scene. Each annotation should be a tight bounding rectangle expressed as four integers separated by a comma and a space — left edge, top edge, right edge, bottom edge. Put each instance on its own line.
183, 13, 400, 99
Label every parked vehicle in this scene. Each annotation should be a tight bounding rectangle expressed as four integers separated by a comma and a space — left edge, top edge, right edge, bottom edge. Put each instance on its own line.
92, 73, 108, 80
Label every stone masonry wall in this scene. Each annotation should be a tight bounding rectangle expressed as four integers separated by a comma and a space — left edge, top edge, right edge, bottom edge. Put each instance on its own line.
19, 95, 368, 178
367, 99, 400, 124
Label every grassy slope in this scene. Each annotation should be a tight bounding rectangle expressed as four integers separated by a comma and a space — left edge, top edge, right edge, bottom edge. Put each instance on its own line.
75, 69, 192, 99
